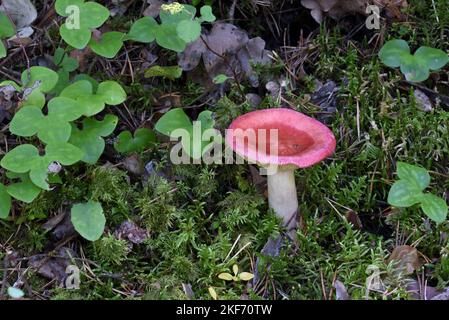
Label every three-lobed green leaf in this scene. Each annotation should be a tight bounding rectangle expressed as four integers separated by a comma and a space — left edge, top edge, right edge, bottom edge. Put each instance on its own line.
114, 128, 156, 154
71, 200, 105, 241
388, 162, 448, 223
379, 39, 449, 82
155, 108, 220, 159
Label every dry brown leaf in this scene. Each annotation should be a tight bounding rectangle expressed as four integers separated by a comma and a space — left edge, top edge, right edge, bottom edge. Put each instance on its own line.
179, 22, 270, 87
301, 0, 407, 23
388, 245, 421, 275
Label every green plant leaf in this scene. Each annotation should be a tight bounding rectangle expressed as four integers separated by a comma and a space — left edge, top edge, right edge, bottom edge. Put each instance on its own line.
0, 12, 16, 38
61, 81, 105, 116
55, 0, 85, 17
47, 97, 86, 121
46, 142, 84, 165
414, 46, 449, 71
418, 193, 448, 224
61, 79, 93, 98
199, 5, 216, 22
155, 108, 219, 159
125, 17, 158, 43
0, 183, 11, 219
400, 55, 429, 82
396, 162, 430, 191
21, 67, 59, 93
155, 24, 186, 52
7, 175, 41, 203
71, 200, 105, 241
379, 39, 410, 68
144, 65, 183, 80
155, 108, 192, 136
69, 115, 118, 164
387, 180, 422, 208
114, 128, 156, 154
89, 32, 124, 58
0, 41, 6, 58
53, 48, 79, 72
23, 90, 46, 108
80, 1, 110, 29
0, 144, 39, 173
10, 106, 44, 137
59, 23, 92, 49
176, 19, 201, 43
1, 142, 83, 191
10, 98, 84, 144
97, 81, 126, 105
159, 4, 196, 25
213, 74, 229, 84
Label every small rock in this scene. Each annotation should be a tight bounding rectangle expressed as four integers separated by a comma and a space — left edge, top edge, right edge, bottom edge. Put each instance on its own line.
414, 89, 433, 112
113, 220, 148, 245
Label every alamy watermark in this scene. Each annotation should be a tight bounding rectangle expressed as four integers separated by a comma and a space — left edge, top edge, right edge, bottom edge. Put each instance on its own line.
366, 5, 381, 30
65, 5, 81, 30
167, 122, 282, 175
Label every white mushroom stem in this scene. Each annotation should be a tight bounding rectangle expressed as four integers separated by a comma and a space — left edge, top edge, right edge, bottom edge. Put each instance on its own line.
267, 168, 298, 235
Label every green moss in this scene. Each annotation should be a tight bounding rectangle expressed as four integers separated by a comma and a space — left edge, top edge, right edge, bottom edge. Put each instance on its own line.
93, 234, 130, 266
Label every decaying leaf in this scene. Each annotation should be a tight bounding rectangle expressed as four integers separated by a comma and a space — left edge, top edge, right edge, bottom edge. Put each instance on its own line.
406, 279, 446, 300
28, 247, 78, 283
143, 0, 163, 18
388, 245, 421, 275
301, 0, 408, 23
0, 0, 37, 29
113, 220, 149, 244
178, 22, 270, 87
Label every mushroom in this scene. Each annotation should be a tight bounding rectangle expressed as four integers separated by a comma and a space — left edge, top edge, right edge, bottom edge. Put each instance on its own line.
226, 108, 336, 238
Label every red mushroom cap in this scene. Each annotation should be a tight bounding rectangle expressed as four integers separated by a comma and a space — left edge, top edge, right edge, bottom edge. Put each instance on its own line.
226, 108, 336, 168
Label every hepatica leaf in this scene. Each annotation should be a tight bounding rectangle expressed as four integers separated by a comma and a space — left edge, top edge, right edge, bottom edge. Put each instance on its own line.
176, 20, 201, 43
69, 115, 118, 164
71, 200, 105, 241
59, 24, 92, 49
96, 80, 127, 105
89, 32, 125, 59
418, 193, 448, 224
199, 6, 216, 23
114, 128, 156, 154
388, 162, 448, 223
0, 143, 83, 190
155, 108, 192, 136
379, 39, 449, 82
414, 46, 449, 70
55, 0, 85, 16
155, 23, 187, 53
56, 0, 115, 55
125, 16, 157, 43
10, 97, 85, 144
396, 162, 430, 191
79, 1, 110, 29
0, 12, 16, 38
21, 66, 59, 93
387, 180, 422, 208
6, 173, 41, 203
0, 12, 15, 58
379, 39, 410, 68
0, 183, 12, 219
